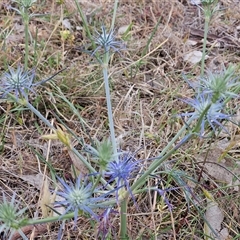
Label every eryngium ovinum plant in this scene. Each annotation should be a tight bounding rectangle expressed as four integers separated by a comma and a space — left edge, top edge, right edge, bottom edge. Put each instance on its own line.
1, 27, 240, 239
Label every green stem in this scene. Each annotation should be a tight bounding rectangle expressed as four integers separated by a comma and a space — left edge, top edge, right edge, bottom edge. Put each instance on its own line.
23, 7, 30, 70
25, 100, 112, 189
102, 54, 118, 161
120, 198, 128, 239
130, 133, 194, 194
25, 101, 55, 129
91, 172, 102, 193
27, 212, 75, 225
151, 116, 194, 160
111, 0, 119, 30
25, 196, 117, 226
200, 6, 211, 76
130, 104, 211, 194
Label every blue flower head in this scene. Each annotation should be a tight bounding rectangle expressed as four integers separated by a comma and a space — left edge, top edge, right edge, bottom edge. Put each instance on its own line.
55, 175, 105, 226
180, 93, 231, 136
93, 25, 125, 55
104, 151, 141, 204
0, 66, 36, 99
0, 65, 65, 100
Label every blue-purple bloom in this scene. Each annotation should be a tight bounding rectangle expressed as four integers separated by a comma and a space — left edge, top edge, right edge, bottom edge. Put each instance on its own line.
180, 93, 230, 135
0, 65, 65, 100
0, 66, 36, 99
104, 151, 140, 203
55, 175, 105, 225
93, 25, 124, 55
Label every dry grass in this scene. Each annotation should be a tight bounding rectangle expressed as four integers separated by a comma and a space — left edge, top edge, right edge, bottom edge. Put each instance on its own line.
0, 0, 240, 239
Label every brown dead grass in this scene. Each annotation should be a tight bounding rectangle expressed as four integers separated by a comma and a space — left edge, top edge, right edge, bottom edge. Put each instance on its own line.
0, 0, 240, 239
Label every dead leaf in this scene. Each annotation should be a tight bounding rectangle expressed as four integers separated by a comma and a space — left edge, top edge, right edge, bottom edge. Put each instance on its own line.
118, 25, 130, 35
185, 39, 198, 46
204, 199, 229, 240
183, 50, 208, 64
190, 28, 240, 49
190, 0, 201, 5
53, 195, 66, 217
197, 138, 240, 191
68, 149, 89, 175
40, 178, 52, 218
20, 173, 43, 190
62, 18, 72, 31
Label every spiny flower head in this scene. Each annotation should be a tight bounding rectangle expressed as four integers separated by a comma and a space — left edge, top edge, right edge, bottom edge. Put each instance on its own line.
93, 25, 124, 55
184, 65, 239, 103
0, 193, 28, 239
180, 93, 230, 136
201, 0, 217, 5
104, 151, 141, 203
55, 175, 105, 225
0, 65, 35, 99
199, 65, 239, 102
12, 0, 37, 9
83, 139, 115, 172
0, 65, 65, 100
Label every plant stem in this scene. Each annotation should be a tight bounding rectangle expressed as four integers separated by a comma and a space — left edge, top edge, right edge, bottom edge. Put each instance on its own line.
23, 7, 30, 70
130, 103, 212, 194
27, 212, 75, 225
102, 54, 118, 161
200, 4, 213, 76
111, 0, 119, 31
119, 198, 128, 239
25, 101, 55, 129
130, 133, 194, 195
25, 101, 112, 188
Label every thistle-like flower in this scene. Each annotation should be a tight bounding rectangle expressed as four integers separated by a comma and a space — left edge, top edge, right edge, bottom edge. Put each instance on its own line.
92, 25, 124, 55
180, 93, 231, 135
0, 65, 65, 100
199, 65, 239, 102
12, 0, 37, 9
83, 139, 115, 172
104, 151, 141, 203
184, 65, 239, 103
55, 175, 105, 226
0, 66, 35, 99
201, 0, 217, 5
0, 193, 28, 239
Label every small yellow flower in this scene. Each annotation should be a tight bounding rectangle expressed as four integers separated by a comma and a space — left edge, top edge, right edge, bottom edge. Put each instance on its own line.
41, 127, 72, 149
202, 187, 215, 202
60, 30, 71, 41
